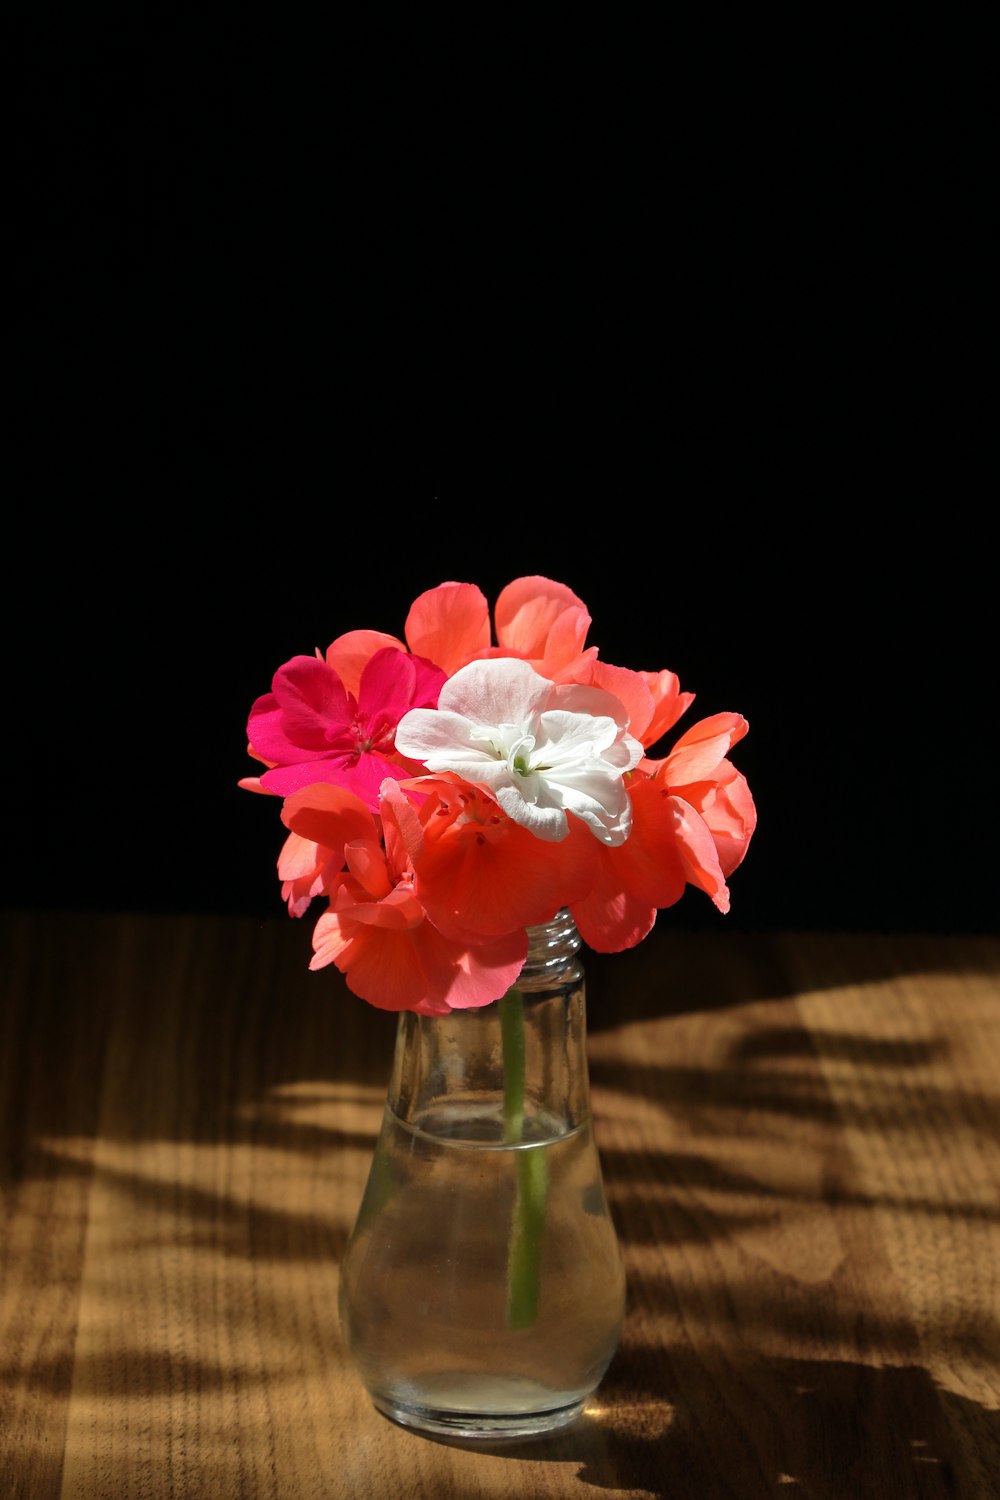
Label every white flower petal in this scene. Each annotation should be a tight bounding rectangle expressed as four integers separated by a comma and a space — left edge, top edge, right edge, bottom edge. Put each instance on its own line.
449, 760, 517, 793
393, 708, 492, 764
552, 775, 633, 845
584, 802, 633, 845
535, 709, 620, 760
496, 784, 569, 841
551, 766, 629, 811
396, 657, 639, 846
439, 658, 552, 728
605, 732, 645, 773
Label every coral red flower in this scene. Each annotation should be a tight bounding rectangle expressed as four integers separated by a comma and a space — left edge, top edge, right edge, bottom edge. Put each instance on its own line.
241, 575, 757, 1010
282, 781, 529, 1014
275, 782, 375, 917
387, 775, 599, 945
570, 713, 756, 952
651, 714, 757, 881
402, 576, 697, 755
404, 575, 598, 682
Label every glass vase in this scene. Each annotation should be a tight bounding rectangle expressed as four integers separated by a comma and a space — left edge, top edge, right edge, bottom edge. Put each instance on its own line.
338, 908, 626, 1438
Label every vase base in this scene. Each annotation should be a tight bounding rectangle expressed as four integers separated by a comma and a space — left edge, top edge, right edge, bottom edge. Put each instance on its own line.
372, 1391, 587, 1440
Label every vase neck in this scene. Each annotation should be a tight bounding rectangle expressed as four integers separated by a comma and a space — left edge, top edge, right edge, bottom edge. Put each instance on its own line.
387, 912, 591, 1142
519, 908, 583, 989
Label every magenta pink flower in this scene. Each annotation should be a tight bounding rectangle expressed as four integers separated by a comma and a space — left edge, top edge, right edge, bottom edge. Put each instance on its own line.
246, 646, 446, 808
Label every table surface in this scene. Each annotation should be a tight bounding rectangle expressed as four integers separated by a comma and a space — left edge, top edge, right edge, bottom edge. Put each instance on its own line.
2, 911, 998, 1500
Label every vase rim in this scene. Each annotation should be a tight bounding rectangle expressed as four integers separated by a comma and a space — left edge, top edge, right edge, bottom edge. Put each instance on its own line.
523, 908, 581, 971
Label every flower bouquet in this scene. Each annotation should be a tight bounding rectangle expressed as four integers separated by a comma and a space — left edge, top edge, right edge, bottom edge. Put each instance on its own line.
241, 575, 756, 1435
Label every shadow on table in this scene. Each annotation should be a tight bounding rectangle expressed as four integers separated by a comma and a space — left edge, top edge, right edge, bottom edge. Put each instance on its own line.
4, 911, 999, 1242
583, 926, 1000, 1033
410, 1348, 998, 1500
5, 911, 997, 1170
4, 912, 998, 1498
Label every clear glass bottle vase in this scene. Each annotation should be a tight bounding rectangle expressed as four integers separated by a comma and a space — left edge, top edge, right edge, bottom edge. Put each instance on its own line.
338, 909, 626, 1438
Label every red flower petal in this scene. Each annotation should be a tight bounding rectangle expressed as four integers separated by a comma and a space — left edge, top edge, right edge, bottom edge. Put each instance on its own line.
405, 582, 491, 676
405, 779, 598, 943
280, 782, 377, 850
663, 713, 749, 785
494, 576, 591, 666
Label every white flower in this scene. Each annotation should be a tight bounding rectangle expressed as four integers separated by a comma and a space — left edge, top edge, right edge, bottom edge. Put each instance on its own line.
394, 658, 643, 845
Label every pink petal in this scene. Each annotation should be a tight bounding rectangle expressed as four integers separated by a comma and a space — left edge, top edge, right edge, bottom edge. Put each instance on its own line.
355, 647, 446, 726
272, 655, 353, 748
356, 647, 417, 723
335, 750, 414, 810
409, 653, 450, 707
259, 755, 358, 797
247, 696, 332, 768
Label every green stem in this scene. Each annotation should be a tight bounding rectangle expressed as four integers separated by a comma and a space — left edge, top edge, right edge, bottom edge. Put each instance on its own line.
499, 986, 549, 1330
500, 986, 526, 1144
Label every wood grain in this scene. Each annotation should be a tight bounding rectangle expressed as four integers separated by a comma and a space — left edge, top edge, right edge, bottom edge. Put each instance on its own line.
1, 914, 997, 1500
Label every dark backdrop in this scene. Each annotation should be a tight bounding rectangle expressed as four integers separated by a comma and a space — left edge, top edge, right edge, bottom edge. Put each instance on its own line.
9, 12, 992, 936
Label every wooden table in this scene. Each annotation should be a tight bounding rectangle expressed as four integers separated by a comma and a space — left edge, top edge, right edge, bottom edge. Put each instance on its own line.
2, 912, 998, 1500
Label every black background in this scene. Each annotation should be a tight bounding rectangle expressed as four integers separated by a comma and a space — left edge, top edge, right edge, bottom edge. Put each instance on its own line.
9, 11, 994, 936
